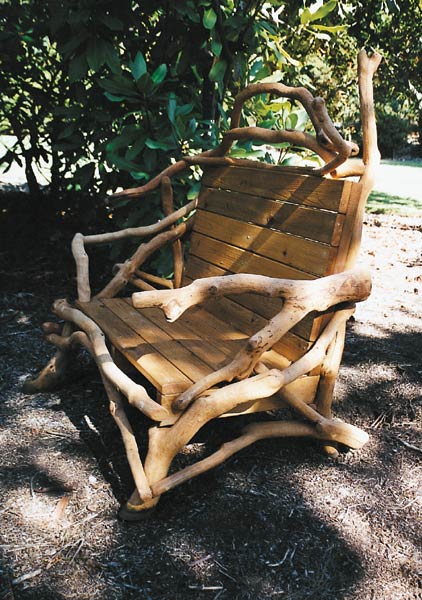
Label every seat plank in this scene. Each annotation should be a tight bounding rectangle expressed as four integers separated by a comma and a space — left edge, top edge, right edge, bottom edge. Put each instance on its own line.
183, 263, 318, 345
78, 300, 192, 394
133, 304, 245, 369
204, 296, 312, 361
201, 165, 354, 213
103, 298, 214, 384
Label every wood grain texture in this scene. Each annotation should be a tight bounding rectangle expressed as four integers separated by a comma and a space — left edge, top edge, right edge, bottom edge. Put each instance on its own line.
201, 165, 355, 213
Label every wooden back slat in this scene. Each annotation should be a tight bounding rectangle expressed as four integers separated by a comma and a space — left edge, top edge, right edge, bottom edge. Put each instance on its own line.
184, 163, 362, 362
201, 165, 354, 213
198, 187, 345, 245
194, 208, 336, 276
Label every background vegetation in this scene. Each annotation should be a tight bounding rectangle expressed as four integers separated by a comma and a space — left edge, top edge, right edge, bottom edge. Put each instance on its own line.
0, 0, 421, 221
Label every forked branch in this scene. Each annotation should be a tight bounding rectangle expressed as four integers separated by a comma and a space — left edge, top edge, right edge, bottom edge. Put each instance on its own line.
131, 268, 371, 411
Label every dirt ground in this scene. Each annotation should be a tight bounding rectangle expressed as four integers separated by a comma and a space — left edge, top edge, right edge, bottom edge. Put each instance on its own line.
0, 193, 421, 600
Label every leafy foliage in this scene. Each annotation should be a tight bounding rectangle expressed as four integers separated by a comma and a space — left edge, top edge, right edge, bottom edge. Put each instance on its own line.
1, 0, 421, 206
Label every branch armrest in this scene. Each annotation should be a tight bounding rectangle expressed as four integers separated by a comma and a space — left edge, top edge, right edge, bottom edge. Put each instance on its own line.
71, 199, 197, 302
134, 268, 370, 412
132, 267, 371, 322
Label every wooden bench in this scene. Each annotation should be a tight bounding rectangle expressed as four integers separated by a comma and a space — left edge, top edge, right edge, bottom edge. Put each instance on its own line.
25, 50, 381, 520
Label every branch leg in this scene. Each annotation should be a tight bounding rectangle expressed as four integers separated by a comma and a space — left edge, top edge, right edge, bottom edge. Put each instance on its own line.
102, 377, 152, 503
315, 322, 347, 457
23, 323, 74, 393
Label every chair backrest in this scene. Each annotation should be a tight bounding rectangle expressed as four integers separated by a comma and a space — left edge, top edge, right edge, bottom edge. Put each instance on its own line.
183, 161, 363, 362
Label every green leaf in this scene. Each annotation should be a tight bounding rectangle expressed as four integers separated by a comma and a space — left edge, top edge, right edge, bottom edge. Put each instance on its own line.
129, 171, 149, 181
168, 93, 177, 124
285, 113, 298, 129
126, 136, 147, 160
175, 103, 194, 117
59, 30, 89, 56
100, 76, 138, 98
104, 43, 121, 74
87, 38, 106, 71
310, 24, 347, 32
136, 72, 153, 93
151, 64, 167, 85
104, 92, 126, 102
211, 35, 222, 57
301, 0, 337, 24
145, 138, 176, 151
130, 51, 147, 81
69, 54, 88, 82
209, 59, 227, 83
203, 8, 217, 30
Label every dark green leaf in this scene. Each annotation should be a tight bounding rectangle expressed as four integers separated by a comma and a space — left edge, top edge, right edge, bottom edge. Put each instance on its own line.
68, 54, 88, 82
211, 34, 222, 57
151, 64, 167, 85
87, 38, 106, 71
145, 138, 176, 151
168, 93, 177, 124
135, 72, 153, 93
104, 92, 126, 102
209, 59, 227, 83
130, 51, 147, 81
203, 8, 217, 30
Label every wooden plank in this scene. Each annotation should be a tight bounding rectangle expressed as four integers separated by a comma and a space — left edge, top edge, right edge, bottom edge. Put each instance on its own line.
103, 298, 214, 384
194, 209, 336, 276
134, 304, 246, 370
184, 254, 228, 282
189, 233, 315, 280
78, 300, 191, 394
204, 295, 312, 362
184, 257, 318, 342
169, 306, 248, 357
198, 187, 344, 246
333, 181, 364, 272
201, 165, 351, 213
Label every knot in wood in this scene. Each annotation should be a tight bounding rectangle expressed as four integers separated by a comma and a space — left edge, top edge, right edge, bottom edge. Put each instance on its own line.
247, 336, 262, 353
316, 129, 332, 147
208, 285, 218, 295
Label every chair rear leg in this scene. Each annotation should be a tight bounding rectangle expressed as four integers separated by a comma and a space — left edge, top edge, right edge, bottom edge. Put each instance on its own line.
315, 322, 347, 457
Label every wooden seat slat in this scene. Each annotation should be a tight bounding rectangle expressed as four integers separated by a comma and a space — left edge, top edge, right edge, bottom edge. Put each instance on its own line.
79, 300, 192, 394
103, 298, 214, 385
135, 304, 246, 369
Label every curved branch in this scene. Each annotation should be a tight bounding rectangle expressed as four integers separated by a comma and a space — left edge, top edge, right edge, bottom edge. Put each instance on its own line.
71, 233, 91, 302
83, 199, 197, 246
222, 126, 336, 163
96, 216, 195, 299
150, 268, 372, 411
132, 267, 371, 322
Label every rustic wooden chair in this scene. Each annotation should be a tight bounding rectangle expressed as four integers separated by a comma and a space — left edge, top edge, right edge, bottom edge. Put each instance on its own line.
25, 50, 381, 520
